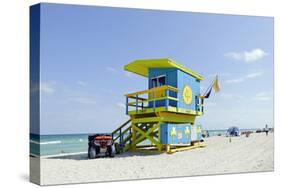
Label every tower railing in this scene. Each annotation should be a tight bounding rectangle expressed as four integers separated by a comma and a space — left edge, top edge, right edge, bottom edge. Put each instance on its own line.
125, 85, 178, 114
125, 85, 204, 115
196, 96, 205, 114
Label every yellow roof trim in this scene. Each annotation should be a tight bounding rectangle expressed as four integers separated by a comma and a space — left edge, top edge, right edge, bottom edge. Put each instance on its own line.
124, 58, 204, 80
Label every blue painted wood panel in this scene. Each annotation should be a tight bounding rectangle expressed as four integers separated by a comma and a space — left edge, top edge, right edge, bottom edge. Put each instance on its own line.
177, 70, 200, 111
148, 68, 177, 107
147, 68, 201, 112
160, 123, 202, 144
160, 124, 191, 144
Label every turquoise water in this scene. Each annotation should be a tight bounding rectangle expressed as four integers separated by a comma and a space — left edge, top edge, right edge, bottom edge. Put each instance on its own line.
207, 130, 226, 137
30, 133, 89, 157
30, 128, 257, 157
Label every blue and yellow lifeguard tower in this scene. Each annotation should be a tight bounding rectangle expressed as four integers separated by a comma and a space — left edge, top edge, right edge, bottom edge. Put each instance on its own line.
112, 58, 206, 153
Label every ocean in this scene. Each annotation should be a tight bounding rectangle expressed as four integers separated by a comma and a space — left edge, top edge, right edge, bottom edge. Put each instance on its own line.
30, 129, 257, 157
30, 133, 89, 157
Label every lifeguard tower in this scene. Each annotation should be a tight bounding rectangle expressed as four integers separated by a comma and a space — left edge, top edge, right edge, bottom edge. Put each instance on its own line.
112, 58, 205, 153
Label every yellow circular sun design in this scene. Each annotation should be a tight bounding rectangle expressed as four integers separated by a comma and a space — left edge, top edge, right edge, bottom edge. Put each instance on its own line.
182, 85, 192, 104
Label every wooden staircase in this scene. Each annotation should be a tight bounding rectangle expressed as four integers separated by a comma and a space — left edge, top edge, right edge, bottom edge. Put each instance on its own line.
112, 120, 163, 153
111, 119, 132, 153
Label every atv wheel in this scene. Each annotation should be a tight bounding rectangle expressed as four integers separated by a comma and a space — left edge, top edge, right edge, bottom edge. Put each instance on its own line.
88, 146, 96, 159
109, 145, 116, 157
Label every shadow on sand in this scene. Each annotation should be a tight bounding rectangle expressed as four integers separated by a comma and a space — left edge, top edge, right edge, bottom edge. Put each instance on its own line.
47, 151, 163, 161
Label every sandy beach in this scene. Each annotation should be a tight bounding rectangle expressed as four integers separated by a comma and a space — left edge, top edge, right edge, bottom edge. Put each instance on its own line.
31, 133, 274, 185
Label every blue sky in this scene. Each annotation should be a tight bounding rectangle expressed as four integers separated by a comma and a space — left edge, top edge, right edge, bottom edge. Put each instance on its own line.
36, 3, 273, 134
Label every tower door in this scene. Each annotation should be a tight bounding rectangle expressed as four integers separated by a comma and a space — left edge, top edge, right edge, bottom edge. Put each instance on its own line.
150, 75, 166, 99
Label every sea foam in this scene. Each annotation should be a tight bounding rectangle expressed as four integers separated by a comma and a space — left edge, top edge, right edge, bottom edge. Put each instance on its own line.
30, 140, 62, 145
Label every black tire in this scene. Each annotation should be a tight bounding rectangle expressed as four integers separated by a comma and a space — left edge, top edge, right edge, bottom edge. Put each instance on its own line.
108, 145, 116, 157
88, 146, 96, 159
88, 147, 90, 158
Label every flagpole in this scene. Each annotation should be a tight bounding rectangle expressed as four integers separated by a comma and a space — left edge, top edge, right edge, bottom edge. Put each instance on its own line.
202, 75, 217, 97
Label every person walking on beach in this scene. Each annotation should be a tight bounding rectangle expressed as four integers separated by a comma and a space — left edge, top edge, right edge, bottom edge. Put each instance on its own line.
265, 124, 269, 136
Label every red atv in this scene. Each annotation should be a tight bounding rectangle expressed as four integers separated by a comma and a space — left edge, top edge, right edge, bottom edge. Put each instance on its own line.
88, 134, 115, 159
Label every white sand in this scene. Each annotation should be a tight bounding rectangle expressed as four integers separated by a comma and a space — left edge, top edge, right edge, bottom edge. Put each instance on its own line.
31, 133, 274, 185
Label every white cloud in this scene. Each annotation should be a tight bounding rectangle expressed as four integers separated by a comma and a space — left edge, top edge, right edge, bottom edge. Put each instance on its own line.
41, 81, 55, 94
106, 66, 118, 73
225, 71, 263, 84
220, 93, 233, 99
225, 48, 267, 62
256, 92, 266, 96
245, 72, 263, 78
253, 92, 271, 101
71, 97, 96, 104
225, 78, 244, 84
77, 81, 86, 86
106, 66, 139, 78
125, 72, 138, 78
117, 102, 126, 109
208, 73, 232, 78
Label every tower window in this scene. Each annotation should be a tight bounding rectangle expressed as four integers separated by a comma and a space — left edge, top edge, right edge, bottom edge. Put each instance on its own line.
151, 75, 166, 88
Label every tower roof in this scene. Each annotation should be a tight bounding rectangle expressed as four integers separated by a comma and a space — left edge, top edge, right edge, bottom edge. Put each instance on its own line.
124, 58, 203, 80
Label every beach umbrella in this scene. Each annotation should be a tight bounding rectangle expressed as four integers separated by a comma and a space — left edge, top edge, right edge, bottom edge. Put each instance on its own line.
226, 126, 240, 136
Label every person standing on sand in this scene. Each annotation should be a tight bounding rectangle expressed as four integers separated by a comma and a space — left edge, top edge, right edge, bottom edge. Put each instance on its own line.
265, 124, 269, 136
